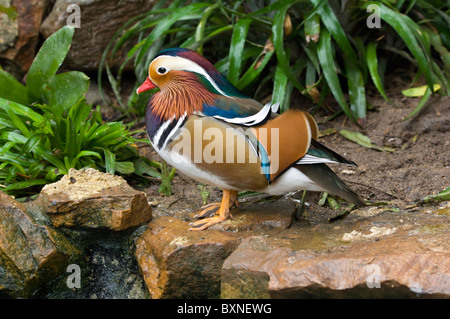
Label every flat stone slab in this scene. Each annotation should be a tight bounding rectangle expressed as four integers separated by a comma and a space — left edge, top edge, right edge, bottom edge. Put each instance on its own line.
135, 198, 296, 298
221, 204, 450, 298
200, 198, 296, 232
35, 168, 152, 231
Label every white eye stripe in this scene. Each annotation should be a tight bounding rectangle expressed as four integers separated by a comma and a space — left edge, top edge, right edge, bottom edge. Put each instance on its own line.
151, 55, 231, 98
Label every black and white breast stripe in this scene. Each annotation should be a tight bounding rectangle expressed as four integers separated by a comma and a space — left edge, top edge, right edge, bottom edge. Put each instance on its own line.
152, 114, 187, 150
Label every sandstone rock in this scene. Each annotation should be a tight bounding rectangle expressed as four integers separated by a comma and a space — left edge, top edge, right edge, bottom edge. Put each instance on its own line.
0, 0, 50, 75
0, 191, 81, 298
40, 0, 156, 71
221, 207, 450, 298
135, 199, 296, 298
36, 168, 152, 231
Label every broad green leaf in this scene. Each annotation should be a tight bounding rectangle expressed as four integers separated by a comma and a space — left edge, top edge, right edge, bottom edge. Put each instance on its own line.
134, 158, 162, 179
18, 134, 42, 158
103, 148, 116, 174
344, 57, 366, 122
27, 26, 75, 101
422, 186, 450, 203
42, 71, 90, 116
0, 155, 27, 174
4, 103, 31, 138
0, 97, 45, 124
301, 42, 321, 74
92, 124, 126, 146
272, 2, 305, 93
70, 150, 102, 168
317, 29, 355, 122
2, 131, 66, 173
0, 141, 15, 154
1, 131, 27, 144
339, 129, 395, 152
366, 42, 390, 102
70, 99, 92, 133
228, 18, 252, 85
0, 69, 29, 105
236, 47, 274, 90
402, 85, 433, 121
353, 37, 368, 83
115, 161, 135, 175
376, 3, 435, 89
272, 64, 289, 111
3, 179, 49, 191
424, 27, 450, 87
195, 3, 219, 54
305, 61, 316, 87
305, 13, 320, 43
312, 0, 358, 62
87, 125, 111, 140
273, 56, 307, 112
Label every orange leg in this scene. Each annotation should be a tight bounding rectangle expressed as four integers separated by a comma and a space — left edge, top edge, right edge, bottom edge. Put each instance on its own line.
189, 190, 239, 231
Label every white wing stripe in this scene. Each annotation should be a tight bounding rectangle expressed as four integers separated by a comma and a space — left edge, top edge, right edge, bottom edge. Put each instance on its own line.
296, 154, 344, 165
211, 102, 279, 126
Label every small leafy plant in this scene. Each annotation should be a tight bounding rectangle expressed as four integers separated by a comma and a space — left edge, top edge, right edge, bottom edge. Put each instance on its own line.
0, 26, 166, 198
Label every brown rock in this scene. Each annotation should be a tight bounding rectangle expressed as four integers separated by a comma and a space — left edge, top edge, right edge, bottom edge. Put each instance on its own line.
40, 0, 156, 71
36, 168, 152, 231
0, 0, 50, 75
135, 198, 296, 298
222, 220, 450, 298
0, 191, 81, 298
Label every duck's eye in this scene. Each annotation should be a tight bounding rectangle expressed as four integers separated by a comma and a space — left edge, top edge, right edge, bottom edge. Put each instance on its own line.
157, 67, 167, 75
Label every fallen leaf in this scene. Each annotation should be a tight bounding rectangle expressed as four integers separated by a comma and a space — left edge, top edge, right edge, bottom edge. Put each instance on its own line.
402, 84, 440, 97
339, 129, 395, 152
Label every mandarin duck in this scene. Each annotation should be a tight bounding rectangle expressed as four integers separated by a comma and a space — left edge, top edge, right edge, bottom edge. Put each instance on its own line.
137, 48, 365, 231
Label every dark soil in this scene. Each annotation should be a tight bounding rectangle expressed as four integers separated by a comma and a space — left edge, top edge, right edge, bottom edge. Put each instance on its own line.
133, 74, 449, 225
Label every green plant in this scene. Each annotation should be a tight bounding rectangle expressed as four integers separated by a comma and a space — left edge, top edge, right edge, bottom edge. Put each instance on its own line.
102, 0, 449, 124
0, 26, 165, 198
